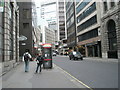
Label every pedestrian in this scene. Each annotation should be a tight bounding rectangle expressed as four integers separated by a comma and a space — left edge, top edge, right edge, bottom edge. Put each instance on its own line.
35, 53, 44, 73
23, 49, 32, 72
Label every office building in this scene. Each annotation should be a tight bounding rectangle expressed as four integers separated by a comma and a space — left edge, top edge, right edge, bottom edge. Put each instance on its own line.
65, 0, 77, 50
76, 0, 102, 57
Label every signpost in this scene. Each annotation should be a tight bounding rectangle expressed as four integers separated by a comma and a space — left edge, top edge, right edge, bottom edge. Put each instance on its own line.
0, 0, 4, 12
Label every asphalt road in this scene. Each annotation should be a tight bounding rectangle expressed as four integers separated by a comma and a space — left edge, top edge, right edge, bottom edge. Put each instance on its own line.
53, 56, 118, 88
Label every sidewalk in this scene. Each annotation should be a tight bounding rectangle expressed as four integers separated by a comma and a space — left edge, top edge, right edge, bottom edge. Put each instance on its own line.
2, 61, 89, 88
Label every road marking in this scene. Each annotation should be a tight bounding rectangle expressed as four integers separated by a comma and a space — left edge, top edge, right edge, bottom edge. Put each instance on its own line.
54, 64, 93, 90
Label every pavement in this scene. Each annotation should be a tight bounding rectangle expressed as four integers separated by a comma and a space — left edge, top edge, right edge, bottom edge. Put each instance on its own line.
1, 61, 90, 89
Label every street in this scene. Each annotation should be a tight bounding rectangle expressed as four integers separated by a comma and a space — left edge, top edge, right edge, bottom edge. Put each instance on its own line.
1, 56, 118, 89
53, 56, 118, 88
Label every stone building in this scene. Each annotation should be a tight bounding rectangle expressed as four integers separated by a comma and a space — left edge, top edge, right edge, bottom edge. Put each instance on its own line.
100, 0, 120, 59
2, 0, 19, 73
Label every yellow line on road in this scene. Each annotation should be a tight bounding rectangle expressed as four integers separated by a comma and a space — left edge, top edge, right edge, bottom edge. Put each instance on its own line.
54, 64, 93, 90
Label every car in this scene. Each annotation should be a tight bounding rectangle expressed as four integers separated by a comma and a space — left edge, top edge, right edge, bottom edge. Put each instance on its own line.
69, 51, 83, 60
52, 52, 57, 56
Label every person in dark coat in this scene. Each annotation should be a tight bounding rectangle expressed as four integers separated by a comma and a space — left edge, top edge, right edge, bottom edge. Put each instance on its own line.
35, 53, 44, 73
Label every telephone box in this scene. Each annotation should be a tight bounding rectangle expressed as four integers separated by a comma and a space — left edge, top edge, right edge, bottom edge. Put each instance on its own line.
42, 44, 52, 69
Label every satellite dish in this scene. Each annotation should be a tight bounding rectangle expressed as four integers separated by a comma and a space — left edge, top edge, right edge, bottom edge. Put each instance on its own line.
19, 35, 27, 41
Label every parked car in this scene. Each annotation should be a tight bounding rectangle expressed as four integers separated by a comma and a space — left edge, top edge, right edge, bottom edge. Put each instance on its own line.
52, 52, 57, 56
69, 51, 83, 60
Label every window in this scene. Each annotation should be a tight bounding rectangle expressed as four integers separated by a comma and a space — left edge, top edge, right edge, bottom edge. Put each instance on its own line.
76, 0, 80, 5
10, 2, 14, 60
78, 28, 98, 42
0, 27, 3, 61
23, 23, 29, 28
103, 1, 108, 12
77, 2, 96, 23
76, 0, 92, 14
77, 15, 97, 33
107, 20, 117, 51
23, 9, 30, 19
110, 0, 115, 7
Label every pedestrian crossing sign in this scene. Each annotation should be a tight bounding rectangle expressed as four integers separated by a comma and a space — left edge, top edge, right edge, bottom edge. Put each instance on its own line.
0, 0, 4, 12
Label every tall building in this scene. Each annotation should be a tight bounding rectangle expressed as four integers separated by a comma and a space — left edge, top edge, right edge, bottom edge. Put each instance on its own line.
1, 0, 19, 73
18, 0, 40, 57
41, 26, 55, 44
57, 0, 66, 40
76, 0, 102, 57
100, 1, 120, 59
65, 0, 77, 50
40, 1, 58, 42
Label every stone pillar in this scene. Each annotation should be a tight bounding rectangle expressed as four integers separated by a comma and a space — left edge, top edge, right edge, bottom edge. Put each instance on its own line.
85, 45, 88, 57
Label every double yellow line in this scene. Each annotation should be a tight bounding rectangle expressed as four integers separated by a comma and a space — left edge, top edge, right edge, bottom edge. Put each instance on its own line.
55, 64, 93, 90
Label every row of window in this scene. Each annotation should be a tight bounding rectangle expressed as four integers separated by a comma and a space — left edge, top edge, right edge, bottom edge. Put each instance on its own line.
76, 0, 81, 5
76, 0, 92, 14
77, 2, 96, 23
78, 28, 98, 42
103, 0, 116, 12
0, 27, 3, 57
66, 1, 73, 11
66, 5, 74, 20
66, 15, 74, 28
77, 15, 97, 33
67, 25, 75, 37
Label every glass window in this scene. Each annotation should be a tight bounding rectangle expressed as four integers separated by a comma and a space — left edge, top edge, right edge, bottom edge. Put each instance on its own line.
77, 15, 97, 33
78, 28, 98, 42
107, 20, 117, 51
23, 9, 30, 19
76, 0, 92, 14
110, 0, 115, 7
77, 2, 96, 23
9, 3, 14, 60
23, 23, 29, 28
103, 1, 108, 12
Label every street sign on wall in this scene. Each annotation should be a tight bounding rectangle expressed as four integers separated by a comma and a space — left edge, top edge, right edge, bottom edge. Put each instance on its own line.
0, 0, 4, 12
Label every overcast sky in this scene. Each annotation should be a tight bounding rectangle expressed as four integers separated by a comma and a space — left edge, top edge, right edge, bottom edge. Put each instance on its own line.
35, 0, 48, 27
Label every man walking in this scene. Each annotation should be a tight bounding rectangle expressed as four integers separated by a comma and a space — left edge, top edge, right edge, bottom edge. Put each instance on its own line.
23, 49, 32, 72
35, 53, 44, 73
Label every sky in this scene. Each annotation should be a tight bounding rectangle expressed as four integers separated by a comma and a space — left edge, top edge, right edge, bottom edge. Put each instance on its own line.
35, 0, 48, 27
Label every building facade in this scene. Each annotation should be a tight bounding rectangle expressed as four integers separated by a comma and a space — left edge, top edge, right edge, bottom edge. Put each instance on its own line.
65, 0, 77, 50
0, 2, 4, 62
18, 1, 38, 57
41, 1, 58, 42
100, 0, 120, 59
45, 26, 55, 46
76, 0, 102, 57
2, 0, 19, 73
57, 0, 66, 40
